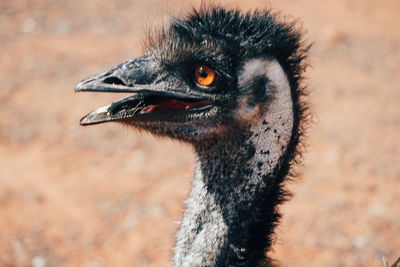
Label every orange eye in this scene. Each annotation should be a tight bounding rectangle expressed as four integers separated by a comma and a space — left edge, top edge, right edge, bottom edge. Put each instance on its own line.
194, 65, 216, 87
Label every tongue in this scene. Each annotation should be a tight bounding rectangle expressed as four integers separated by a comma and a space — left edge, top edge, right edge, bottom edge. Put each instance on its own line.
140, 98, 211, 114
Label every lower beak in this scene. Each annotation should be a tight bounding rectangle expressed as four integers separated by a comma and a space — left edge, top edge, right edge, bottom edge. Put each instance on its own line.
79, 94, 145, 126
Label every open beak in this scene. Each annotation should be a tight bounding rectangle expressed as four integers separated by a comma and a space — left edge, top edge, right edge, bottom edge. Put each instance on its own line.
75, 56, 212, 126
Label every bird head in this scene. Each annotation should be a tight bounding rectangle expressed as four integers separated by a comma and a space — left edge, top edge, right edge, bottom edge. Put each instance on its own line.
76, 7, 307, 144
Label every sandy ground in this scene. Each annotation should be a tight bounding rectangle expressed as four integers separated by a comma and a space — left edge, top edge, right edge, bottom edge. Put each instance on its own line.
0, 0, 399, 266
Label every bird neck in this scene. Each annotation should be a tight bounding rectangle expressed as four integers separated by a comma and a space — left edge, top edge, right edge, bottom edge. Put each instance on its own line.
174, 127, 293, 266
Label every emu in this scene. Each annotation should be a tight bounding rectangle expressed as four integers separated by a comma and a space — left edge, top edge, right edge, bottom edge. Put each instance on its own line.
76, 7, 309, 267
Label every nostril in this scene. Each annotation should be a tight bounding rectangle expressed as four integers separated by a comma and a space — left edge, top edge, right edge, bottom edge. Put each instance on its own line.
103, 77, 126, 86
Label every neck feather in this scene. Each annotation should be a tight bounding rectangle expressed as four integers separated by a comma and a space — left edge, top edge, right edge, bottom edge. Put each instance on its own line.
173, 59, 295, 267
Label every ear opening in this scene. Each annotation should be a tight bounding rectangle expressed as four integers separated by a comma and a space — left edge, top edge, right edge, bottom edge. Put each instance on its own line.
252, 77, 270, 103
238, 58, 291, 98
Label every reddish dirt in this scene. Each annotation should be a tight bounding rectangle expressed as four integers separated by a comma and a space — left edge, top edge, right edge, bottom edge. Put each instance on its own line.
0, 0, 399, 266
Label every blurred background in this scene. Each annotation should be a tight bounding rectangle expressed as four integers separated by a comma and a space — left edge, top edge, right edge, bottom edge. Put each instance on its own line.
0, 0, 399, 266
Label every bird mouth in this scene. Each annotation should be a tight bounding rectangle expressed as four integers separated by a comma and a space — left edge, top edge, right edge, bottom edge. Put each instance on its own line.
79, 92, 213, 126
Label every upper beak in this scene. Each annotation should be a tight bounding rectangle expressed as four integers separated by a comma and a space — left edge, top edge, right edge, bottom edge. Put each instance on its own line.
75, 56, 213, 126
75, 56, 157, 93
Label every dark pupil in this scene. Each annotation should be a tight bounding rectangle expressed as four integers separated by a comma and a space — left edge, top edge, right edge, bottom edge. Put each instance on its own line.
199, 68, 208, 78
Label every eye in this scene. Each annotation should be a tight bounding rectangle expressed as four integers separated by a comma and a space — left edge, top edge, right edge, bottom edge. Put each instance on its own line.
194, 65, 216, 87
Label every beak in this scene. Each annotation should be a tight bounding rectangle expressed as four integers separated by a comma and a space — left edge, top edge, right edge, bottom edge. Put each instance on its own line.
75, 56, 212, 126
